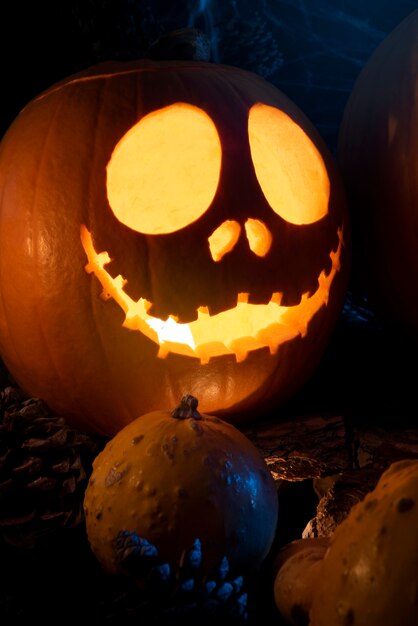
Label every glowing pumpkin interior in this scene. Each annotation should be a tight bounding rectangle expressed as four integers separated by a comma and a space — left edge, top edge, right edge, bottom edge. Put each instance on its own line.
80, 102, 341, 365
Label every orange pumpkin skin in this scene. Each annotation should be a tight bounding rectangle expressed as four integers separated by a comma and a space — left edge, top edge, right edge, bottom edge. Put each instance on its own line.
338, 10, 418, 336
0, 59, 349, 436
83, 398, 278, 576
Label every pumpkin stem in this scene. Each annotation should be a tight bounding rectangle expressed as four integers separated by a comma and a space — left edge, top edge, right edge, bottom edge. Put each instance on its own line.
148, 28, 211, 62
171, 395, 202, 420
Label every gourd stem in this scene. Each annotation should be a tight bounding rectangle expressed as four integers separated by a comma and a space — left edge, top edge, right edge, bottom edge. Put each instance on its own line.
171, 395, 202, 420
148, 28, 211, 62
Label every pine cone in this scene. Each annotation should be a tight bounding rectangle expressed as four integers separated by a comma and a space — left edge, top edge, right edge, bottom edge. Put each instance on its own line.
100, 532, 250, 625
0, 384, 102, 549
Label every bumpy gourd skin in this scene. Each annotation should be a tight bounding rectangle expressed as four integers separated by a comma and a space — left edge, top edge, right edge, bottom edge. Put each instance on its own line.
273, 537, 330, 625
310, 459, 418, 626
84, 406, 278, 576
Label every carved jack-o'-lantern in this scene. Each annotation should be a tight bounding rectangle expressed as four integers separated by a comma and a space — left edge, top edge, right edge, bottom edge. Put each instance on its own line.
0, 57, 349, 436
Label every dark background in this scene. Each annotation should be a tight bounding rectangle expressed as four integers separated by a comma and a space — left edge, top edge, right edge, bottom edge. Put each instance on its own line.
2, 1, 417, 154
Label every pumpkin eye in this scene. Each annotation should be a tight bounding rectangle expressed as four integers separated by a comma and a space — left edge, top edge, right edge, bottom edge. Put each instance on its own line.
248, 103, 330, 225
106, 103, 222, 234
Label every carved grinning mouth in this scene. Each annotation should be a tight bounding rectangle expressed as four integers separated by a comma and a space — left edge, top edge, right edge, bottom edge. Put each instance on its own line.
81, 225, 343, 364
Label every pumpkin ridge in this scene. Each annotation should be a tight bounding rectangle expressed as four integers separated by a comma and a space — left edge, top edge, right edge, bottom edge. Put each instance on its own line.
29, 90, 75, 389
32, 62, 272, 108
85, 77, 125, 416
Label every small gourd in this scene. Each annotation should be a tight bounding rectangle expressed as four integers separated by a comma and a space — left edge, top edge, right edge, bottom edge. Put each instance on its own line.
84, 395, 278, 576
273, 459, 418, 625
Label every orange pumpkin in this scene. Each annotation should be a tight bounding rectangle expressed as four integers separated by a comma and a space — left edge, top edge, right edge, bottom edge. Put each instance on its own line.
338, 10, 418, 336
83, 395, 279, 576
0, 55, 349, 436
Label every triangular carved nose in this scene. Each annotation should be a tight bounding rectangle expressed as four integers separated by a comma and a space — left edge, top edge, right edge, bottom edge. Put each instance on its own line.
208, 219, 272, 262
